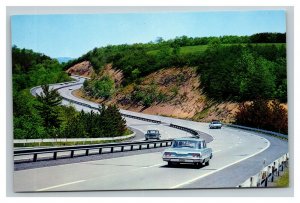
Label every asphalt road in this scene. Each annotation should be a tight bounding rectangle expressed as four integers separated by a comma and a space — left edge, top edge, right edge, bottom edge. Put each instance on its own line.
14, 76, 288, 192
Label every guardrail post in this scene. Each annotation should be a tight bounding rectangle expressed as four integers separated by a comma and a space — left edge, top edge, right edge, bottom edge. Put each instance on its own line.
160, 142, 163, 147
131, 145, 134, 151
99, 148, 102, 154
147, 144, 150, 149
271, 165, 275, 182
121, 146, 124, 152
139, 145, 142, 150
264, 177, 268, 187
111, 147, 114, 153
85, 149, 89, 156
154, 143, 157, 148
71, 150, 74, 158
53, 152, 57, 160
33, 154, 37, 162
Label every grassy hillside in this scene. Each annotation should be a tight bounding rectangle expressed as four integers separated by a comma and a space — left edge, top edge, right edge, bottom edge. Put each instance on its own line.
148, 43, 285, 56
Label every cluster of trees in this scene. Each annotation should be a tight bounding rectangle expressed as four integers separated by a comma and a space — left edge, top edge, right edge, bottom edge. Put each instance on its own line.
14, 84, 127, 139
13, 46, 72, 139
235, 99, 288, 134
64, 32, 285, 72
13, 47, 127, 139
83, 75, 115, 99
60, 104, 126, 139
197, 43, 287, 102
13, 46, 71, 93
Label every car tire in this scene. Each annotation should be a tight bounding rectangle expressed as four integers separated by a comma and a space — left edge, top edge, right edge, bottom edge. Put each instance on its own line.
194, 162, 201, 169
145, 138, 148, 141
205, 160, 210, 166
168, 161, 173, 166
210, 153, 213, 159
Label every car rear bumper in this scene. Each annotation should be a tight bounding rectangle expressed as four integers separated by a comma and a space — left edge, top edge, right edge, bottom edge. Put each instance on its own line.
163, 158, 204, 163
145, 136, 159, 139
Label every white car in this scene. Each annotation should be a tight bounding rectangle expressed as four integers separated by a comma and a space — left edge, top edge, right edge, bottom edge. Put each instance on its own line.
209, 121, 222, 129
162, 138, 213, 168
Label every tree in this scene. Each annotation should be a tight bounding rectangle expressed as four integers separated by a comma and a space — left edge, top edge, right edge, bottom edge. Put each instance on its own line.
99, 104, 126, 137
35, 84, 62, 137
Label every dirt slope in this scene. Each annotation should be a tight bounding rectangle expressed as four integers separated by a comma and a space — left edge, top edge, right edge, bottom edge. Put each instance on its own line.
69, 61, 240, 123
66, 61, 94, 78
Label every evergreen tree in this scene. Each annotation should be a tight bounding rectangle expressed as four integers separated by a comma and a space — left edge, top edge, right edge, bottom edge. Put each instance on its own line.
35, 84, 62, 137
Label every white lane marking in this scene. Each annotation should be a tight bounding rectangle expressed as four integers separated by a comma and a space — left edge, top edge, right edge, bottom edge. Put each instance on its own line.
36, 180, 86, 191
170, 138, 270, 189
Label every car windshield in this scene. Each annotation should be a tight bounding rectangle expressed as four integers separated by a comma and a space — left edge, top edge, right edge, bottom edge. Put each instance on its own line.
212, 121, 220, 124
148, 130, 157, 133
172, 140, 199, 149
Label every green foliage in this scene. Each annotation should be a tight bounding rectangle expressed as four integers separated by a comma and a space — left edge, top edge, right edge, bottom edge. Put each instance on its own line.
197, 44, 286, 101
64, 33, 286, 102
13, 46, 128, 140
235, 99, 288, 134
83, 75, 115, 99
132, 82, 160, 107
35, 85, 62, 137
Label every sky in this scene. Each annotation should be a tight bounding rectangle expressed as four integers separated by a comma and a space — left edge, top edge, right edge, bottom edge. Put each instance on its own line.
11, 10, 286, 59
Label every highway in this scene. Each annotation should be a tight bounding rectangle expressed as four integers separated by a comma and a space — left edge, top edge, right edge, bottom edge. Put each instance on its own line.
14, 76, 288, 191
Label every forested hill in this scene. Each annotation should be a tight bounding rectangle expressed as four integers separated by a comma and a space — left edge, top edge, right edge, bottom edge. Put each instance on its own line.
12, 46, 128, 140
64, 32, 287, 102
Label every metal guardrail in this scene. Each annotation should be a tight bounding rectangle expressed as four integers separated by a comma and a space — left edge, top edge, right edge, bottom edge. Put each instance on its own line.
238, 153, 289, 187
14, 132, 136, 144
225, 124, 288, 140
169, 124, 199, 137
14, 139, 173, 162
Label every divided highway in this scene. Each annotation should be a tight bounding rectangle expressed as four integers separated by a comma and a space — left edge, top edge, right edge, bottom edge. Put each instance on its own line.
14, 76, 288, 191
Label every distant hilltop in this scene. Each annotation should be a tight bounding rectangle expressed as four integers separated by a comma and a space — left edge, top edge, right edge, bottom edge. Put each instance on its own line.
56, 57, 74, 63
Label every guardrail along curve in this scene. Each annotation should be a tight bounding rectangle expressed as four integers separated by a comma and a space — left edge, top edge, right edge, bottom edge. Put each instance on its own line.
15, 139, 173, 163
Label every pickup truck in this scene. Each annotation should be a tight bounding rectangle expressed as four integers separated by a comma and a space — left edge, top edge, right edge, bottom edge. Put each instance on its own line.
145, 130, 161, 140
162, 138, 212, 168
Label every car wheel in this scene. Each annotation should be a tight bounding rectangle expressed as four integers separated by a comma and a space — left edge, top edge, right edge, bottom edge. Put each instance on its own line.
145, 138, 148, 141
205, 160, 210, 166
210, 153, 213, 159
193, 162, 201, 169
168, 161, 173, 166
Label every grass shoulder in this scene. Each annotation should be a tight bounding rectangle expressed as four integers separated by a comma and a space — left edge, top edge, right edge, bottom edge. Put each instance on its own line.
14, 128, 134, 148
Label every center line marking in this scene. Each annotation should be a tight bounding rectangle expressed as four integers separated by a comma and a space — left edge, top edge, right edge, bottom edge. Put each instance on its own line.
36, 180, 86, 191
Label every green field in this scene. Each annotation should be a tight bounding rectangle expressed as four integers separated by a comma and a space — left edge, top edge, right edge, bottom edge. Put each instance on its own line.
147, 43, 285, 56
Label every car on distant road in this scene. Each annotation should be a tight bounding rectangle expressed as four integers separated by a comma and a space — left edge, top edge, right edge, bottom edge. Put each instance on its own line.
162, 138, 212, 168
209, 120, 222, 129
69, 88, 73, 90
145, 130, 161, 140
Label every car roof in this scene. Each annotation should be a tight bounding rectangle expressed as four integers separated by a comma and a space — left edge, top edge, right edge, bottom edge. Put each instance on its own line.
173, 137, 205, 142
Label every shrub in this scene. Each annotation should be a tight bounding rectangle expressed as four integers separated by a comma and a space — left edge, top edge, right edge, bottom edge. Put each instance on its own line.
235, 99, 288, 134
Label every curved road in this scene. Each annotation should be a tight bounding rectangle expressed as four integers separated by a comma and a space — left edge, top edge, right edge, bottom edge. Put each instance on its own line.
14, 76, 288, 191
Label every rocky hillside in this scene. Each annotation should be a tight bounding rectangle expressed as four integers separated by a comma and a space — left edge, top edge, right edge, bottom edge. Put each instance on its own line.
66, 61, 94, 78
69, 62, 240, 123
